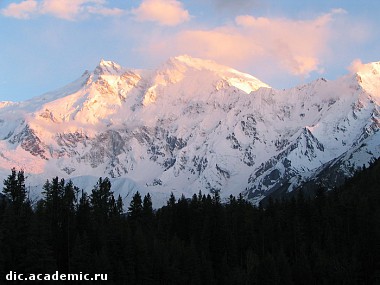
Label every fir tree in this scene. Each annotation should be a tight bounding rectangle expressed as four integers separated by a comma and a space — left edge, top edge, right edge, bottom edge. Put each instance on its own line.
128, 191, 143, 220
90, 177, 114, 220
142, 193, 153, 218
2, 168, 27, 212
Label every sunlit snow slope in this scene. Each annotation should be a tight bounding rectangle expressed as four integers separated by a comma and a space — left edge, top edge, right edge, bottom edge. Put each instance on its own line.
0, 56, 379, 206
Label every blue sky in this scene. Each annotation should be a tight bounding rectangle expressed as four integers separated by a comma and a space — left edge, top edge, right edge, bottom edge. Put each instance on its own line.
1, 0, 379, 102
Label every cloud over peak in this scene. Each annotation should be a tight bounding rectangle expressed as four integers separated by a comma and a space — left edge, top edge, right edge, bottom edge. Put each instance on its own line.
132, 0, 190, 26
143, 9, 346, 77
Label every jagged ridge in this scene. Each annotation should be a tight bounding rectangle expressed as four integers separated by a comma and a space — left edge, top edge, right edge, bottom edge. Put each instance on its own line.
0, 56, 379, 206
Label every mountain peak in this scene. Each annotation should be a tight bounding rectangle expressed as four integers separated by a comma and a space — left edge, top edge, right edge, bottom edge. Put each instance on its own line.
353, 60, 380, 102
354, 61, 380, 76
160, 55, 270, 92
167, 55, 245, 75
94, 59, 123, 75
169, 55, 228, 71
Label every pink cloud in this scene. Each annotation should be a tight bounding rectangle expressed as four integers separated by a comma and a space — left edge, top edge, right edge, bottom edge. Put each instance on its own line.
1, 0, 38, 19
40, 0, 90, 20
132, 0, 190, 26
348, 59, 371, 74
1, 0, 123, 20
87, 5, 124, 17
143, 9, 346, 77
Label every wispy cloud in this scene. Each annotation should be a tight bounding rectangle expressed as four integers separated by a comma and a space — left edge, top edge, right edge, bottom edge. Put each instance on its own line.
347, 58, 372, 74
1, 0, 124, 20
142, 9, 346, 77
208, 0, 262, 13
131, 0, 190, 26
1, 0, 38, 19
87, 5, 123, 17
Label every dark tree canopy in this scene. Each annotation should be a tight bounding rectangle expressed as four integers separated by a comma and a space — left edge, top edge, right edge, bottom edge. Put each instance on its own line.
2, 168, 27, 210
0, 158, 379, 284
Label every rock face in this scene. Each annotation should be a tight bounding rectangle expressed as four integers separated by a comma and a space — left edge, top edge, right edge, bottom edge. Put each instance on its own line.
0, 56, 379, 205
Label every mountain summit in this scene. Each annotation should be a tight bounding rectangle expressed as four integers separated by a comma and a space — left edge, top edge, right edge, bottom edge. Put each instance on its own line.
0, 56, 379, 206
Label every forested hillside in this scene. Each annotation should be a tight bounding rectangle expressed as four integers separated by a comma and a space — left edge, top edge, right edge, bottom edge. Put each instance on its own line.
1, 158, 379, 284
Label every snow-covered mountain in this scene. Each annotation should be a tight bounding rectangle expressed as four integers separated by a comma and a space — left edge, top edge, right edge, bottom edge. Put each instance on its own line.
0, 55, 379, 206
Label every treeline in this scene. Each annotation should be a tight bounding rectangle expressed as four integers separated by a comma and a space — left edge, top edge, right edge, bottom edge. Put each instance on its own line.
0, 159, 379, 284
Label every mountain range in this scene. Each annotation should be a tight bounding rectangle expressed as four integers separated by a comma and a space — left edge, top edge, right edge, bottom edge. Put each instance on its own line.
0, 55, 379, 206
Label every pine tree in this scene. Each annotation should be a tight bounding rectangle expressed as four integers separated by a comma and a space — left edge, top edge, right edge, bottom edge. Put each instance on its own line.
212, 190, 221, 205
90, 177, 114, 221
1, 168, 32, 272
2, 168, 27, 212
128, 191, 143, 220
116, 194, 124, 215
167, 192, 176, 207
142, 193, 153, 218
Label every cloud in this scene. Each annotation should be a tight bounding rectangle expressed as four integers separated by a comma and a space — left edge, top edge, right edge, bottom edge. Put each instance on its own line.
132, 0, 190, 26
1, 0, 124, 20
209, 0, 261, 13
142, 9, 345, 77
87, 5, 123, 17
40, 0, 98, 20
348, 59, 371, 74
1, 0, 38, 19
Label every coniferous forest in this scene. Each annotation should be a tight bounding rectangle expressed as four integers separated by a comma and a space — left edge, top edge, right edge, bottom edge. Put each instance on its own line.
0, 159, 379, 284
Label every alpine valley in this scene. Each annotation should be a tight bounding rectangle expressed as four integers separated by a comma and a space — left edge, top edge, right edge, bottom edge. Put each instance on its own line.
0, 55, 379, 206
